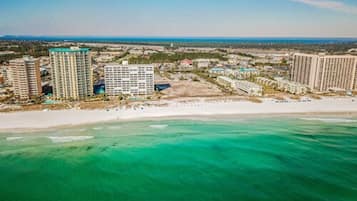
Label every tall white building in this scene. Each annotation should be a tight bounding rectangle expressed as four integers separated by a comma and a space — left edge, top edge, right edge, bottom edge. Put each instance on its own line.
104, 63, 154, 96
291, 53, 357, 92
9, 56, 42, 100
49, 47, 93, 100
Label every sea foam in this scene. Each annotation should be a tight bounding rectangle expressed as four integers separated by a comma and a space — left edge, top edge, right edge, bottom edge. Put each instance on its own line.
107, 126, 122, 130
300, 118, 357, 123
149, 124, 168, 129
6, 137, 24, 141
48, 136, 94, 143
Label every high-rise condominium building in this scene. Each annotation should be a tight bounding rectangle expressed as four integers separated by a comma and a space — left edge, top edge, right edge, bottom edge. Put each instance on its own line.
291, 53, 357, 91
49, 47, 93, 100
9, 56, 42, 100
104, 62, 154, 96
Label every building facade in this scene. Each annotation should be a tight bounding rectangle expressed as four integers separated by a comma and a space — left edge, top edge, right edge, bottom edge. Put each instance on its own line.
291, 53, 357, 92
275, 77, 308, 95
104, 63, 154, 96
235, 80, 263, 96
194, 59, 211, 68
256, 77, 278, 88
233, 68, 260, 79
256, 77, 307, 95
49, 47, 93, 100
9, 56, 42, 100
217, 76, 236, 88
209, 67, 259, 79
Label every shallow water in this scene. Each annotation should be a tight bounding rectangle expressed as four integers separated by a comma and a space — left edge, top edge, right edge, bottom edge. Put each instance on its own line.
1, 117, 357, 201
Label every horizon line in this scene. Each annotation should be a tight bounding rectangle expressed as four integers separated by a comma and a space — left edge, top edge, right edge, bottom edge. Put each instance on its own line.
1, 35, 357, 39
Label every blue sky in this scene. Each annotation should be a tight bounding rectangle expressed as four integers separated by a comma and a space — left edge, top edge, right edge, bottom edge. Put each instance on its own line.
0, 0, 356, 37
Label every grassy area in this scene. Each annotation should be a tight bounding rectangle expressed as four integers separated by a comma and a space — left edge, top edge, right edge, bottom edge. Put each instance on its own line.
0, 42, 71, 63
237, 52, 255, 58
289, 95, 301, 100
247, 97, 263, 103
129, 52, 227, 64
309, 94, 322, 100
192, 71, 232, 94
113, 51, 130, 63
262, 85, 280, 95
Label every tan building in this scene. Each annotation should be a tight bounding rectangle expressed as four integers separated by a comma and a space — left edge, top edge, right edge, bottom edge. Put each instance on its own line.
49, 47, 93, 100
9, 56, 42, 100
291, 53, 357, 92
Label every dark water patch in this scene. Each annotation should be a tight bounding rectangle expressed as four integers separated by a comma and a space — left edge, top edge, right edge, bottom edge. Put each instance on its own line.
86, 146, 94, 151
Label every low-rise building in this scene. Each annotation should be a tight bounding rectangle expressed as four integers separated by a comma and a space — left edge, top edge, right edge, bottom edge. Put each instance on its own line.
235, 80, 263, 96
209, 67, 225, 75
217, 76, 236, 88
263, 66, 273, 71
129, 49, 144, 55
275, 77, 308, 95
95, 55, 115, 63
233, 68, 260, 79
256, 77, 278, 88
159, 63, 176, 71
194, 59, 211, 68
209, 67, 259, 79
256, 77, 308, 95
179, 59, 194, 70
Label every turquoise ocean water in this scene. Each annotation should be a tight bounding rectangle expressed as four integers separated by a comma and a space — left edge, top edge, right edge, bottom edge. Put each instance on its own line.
0, 117, 357, 201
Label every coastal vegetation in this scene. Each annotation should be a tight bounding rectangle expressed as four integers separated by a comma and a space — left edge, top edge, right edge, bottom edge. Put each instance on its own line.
129, 52, 227, 64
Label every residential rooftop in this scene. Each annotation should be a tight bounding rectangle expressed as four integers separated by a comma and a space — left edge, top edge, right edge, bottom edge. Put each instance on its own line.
239, 67, 258, 72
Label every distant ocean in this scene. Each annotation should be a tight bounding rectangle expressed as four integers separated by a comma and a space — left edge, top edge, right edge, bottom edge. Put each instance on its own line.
1, 117, 357, 201
1, 35, 357, 45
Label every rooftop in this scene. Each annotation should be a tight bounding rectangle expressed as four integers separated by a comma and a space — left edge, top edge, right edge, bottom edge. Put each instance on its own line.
239, 67, 258, 72
49, 47, 90, 53
105, 63, 154, 68
10, 56, 38, 62
210, 67, 225, 71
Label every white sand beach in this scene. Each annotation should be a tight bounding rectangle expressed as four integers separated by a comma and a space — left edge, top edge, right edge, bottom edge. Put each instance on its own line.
0, 97, 356, 130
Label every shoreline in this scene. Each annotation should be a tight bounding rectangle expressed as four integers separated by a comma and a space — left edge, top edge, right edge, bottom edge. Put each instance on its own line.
1, 97, 357, 132
2, 112, 357, 134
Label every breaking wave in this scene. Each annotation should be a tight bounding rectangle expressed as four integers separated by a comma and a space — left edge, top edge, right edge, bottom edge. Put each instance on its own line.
149, 124, 168, 129
6, 137, 24, 141
48, 136, 94, 143
300, 118, 357, 123
107, 126, 122, 130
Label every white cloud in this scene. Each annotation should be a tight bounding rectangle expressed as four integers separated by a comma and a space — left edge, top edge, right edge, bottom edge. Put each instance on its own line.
291, 0, 357, 14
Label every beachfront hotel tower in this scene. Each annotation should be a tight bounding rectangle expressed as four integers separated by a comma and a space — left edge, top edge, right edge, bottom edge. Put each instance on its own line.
9, 56, 42, 100
49, 47, 93, 100
104, 62, 154, 96
291, 53, 357, 92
